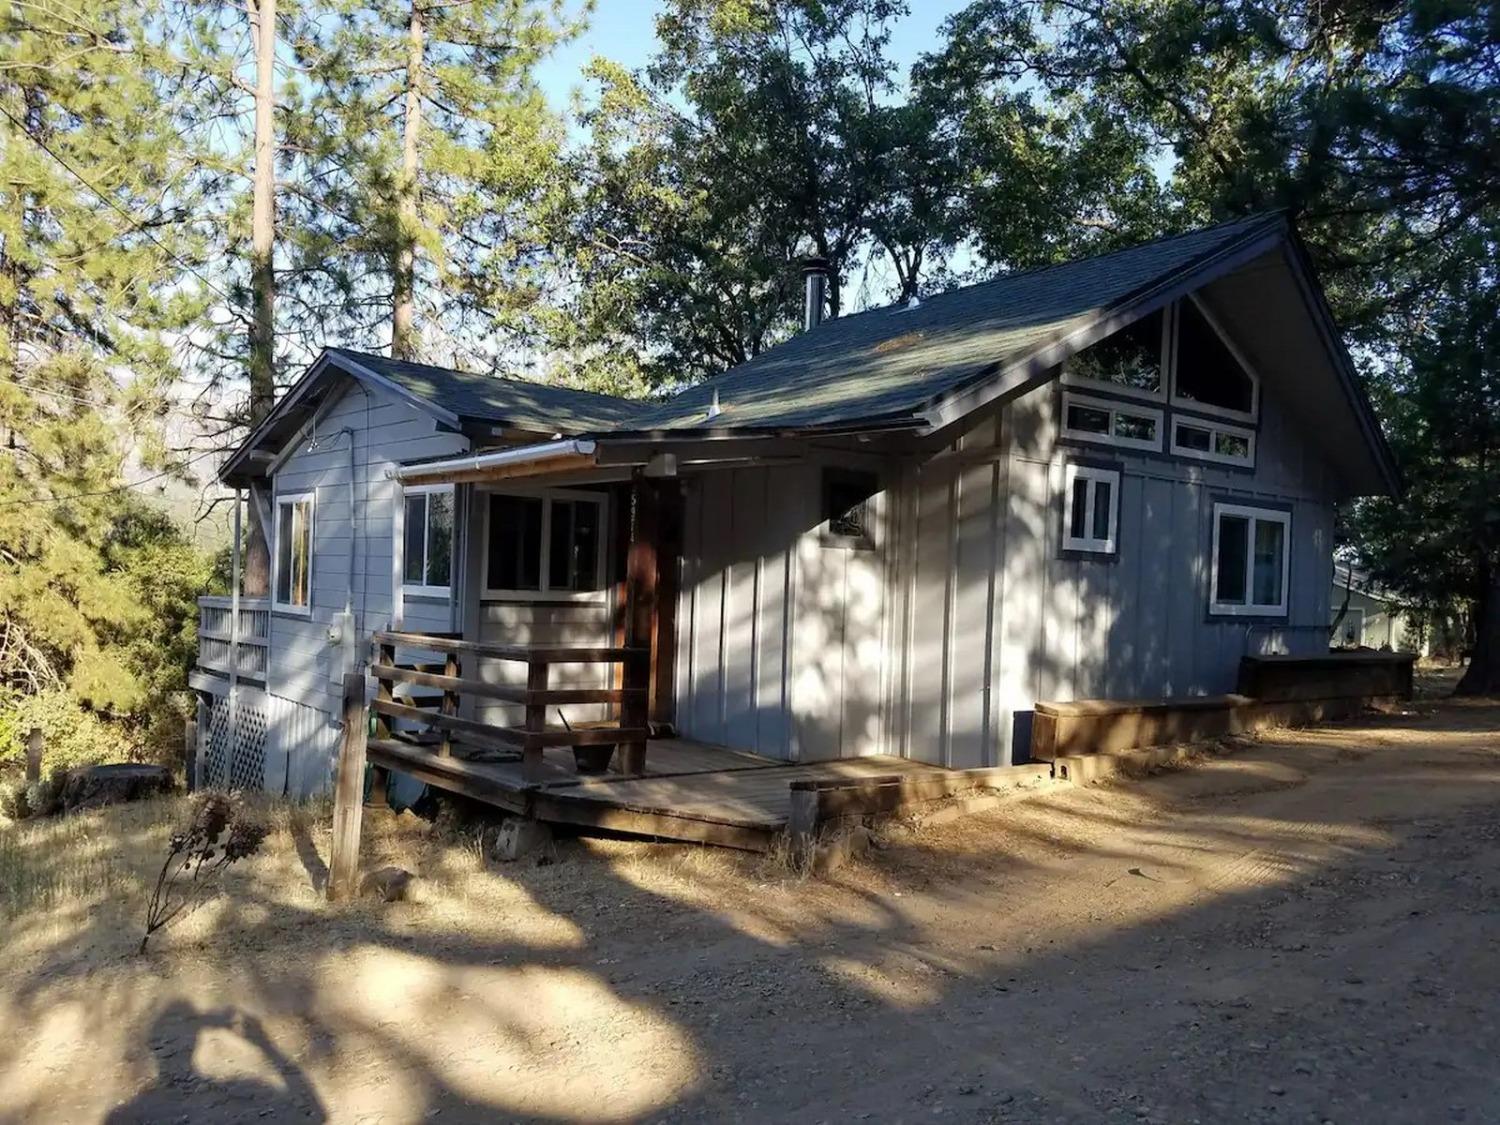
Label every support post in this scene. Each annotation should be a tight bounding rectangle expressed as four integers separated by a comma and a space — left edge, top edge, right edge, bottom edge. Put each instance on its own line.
228, 490, 243, 775
183, 718, 197, 792
523, 660, 549, 781
328, 672, 370, 902
440, 649, 459, 757
24, 726, 43, 784
621, 473, 655, 775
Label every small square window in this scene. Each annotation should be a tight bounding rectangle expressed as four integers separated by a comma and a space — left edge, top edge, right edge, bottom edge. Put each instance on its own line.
483, 491, 604, 597
823, 469, 879, 547
1210, 503, 1289, 616
1062, 464, 1120, 555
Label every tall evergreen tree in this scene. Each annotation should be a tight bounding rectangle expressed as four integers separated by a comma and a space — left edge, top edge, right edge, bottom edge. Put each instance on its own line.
0, 0, 212, 740
290, 0, 576, 367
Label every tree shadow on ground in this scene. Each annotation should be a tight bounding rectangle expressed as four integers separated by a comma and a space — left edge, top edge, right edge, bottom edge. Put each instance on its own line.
0, 702, 1497, 1122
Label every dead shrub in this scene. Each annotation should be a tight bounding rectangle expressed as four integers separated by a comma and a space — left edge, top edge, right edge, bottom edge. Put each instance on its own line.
139, 792, 268, 954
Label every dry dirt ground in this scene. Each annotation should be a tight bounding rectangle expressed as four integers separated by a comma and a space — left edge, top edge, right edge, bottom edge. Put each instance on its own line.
2, 694, 1498, 1124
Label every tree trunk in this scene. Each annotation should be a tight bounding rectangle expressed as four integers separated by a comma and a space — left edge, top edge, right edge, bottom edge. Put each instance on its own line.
391, 1, 424, 361
243, 0, 278, 597
1455, 566, 1500, 696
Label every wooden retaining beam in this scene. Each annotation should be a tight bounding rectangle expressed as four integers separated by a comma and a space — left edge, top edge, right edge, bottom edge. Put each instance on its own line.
786, 763, 1053, 863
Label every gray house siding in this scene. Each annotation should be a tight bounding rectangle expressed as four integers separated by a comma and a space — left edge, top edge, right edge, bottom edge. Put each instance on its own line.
266, 380, 468, 791
672, 375, 1337, 766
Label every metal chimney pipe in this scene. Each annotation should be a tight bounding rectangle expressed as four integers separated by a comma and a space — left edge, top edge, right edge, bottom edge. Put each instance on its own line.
802, 257, 830, 331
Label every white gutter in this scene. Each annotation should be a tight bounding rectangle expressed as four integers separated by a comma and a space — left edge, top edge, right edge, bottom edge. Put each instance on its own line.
391, 438, 599, 483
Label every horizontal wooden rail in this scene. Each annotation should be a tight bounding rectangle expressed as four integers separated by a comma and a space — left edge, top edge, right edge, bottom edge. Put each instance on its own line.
372, 698, 647, 754
373, 663, 643, 707
374, 630, 646, 665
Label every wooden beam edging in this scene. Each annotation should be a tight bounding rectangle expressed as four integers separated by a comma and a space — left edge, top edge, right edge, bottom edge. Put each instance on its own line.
787, 763, 1054, 856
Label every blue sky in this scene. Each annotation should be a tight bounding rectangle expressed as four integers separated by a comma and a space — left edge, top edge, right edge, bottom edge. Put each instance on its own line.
533, 0, 973, 109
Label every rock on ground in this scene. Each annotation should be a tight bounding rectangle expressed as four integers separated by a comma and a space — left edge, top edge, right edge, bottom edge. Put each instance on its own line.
61, 764, 175, 814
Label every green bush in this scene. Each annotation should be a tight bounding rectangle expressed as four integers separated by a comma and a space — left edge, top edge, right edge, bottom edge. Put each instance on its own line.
0, 690, 139, 774
0, 779, 29, 821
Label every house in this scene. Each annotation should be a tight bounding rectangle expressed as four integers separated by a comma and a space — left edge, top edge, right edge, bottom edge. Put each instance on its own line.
1330, 564, 1413, 652
190, 212, 1399, 804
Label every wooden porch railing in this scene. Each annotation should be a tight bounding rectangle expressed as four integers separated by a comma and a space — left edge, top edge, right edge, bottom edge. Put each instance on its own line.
368, 630, 651, 780
197, 595, 270, 681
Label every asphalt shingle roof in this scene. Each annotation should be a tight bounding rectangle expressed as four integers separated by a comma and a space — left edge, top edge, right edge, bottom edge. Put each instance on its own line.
630, 212, 1286, 432
331, 213, 1287, 437
328, 348, 651, 434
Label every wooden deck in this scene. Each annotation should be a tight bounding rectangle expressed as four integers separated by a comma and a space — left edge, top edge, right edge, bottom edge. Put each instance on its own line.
366, 737, 943, 851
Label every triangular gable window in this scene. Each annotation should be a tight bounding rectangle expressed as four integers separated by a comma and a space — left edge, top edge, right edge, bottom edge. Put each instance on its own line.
1063, 308, 1165, 399
1173, 298, 1257, 418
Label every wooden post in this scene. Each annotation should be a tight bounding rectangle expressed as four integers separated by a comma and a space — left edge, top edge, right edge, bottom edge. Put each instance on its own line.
183, 718, 198, 792
523, 660, 549, 781
621, 473, 655, 775
24, 727, 43, 784
374, 639, 395, 741
440, 649, 459, 757
328, 672, 369, 903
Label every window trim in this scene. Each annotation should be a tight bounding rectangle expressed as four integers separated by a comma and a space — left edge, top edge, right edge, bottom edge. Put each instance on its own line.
272, 490, 315, 616
1060, 305, 1171, 404
479, 485, 609, 602
1170, 293, 1261, 423
1061, 463, 1120, 556
400, 483, 455, 600
1170, 415, 1257, 468
1209, 502, 1291, 618
1059, 390, 1164, 453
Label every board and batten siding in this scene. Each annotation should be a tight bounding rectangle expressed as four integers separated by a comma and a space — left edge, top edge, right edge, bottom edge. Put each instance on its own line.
673, 377, 1338, 766
267, 379, 469, 753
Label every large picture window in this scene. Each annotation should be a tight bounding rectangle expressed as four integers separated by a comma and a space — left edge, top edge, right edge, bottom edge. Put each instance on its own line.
1062, 464, 1120, 555
1210, 503, 1290, 617
274, 492, 313, 614
1062, 308, 1167, 401
483, 490, 604, 598
402, 485, 454, 597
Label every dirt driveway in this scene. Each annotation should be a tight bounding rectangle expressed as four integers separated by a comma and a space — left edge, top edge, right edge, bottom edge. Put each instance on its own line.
2, 697, 1498, 1123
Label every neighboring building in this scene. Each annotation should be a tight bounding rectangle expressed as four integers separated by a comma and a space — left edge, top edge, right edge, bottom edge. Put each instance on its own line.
1330, 563, 1416, 652
191, 212, 1399, 795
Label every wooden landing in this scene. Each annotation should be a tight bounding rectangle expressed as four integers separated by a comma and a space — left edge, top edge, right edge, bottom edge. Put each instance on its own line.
366, 737, 942, 851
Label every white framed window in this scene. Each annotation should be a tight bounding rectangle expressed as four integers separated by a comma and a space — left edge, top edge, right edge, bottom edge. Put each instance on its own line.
1061, 306, 1169, 403
1210, 503, 1290, 617
273, 491, 314, 615
401, 484, 454, 598
1171, 294, 1260, 422
1060, 391, 1163, 452
482, 488, 607, 600
1170, 416, 1256, 468
1062, 464, 1120, 555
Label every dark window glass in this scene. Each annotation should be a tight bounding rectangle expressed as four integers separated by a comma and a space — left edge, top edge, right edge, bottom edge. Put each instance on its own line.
1216, 514, 1249, 604
1113, 413, 1156, 442
1253, 518, 1285, 606
1176, 423, 1213, 452
486, 494, 543, 591
1215, 430, 1251, 460
1069, 309, 1163, 393
1067, 403, 1111, 434
1069, 477, 1089, 540
1092, 479, 1113, 541
426, 490, 453, 587
548, 499, 601, 591
403, 494, 426, 584
1176, 301, 1254, 414
824, 470, 878, 542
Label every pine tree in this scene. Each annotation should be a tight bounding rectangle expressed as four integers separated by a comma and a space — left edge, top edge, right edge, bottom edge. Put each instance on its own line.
0, 0, 212, 744
290, 0, 577, 366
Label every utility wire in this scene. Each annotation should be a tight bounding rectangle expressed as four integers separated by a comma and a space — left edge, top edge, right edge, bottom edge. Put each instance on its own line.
0, 104, 238, 307
0, 446, 222, 508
